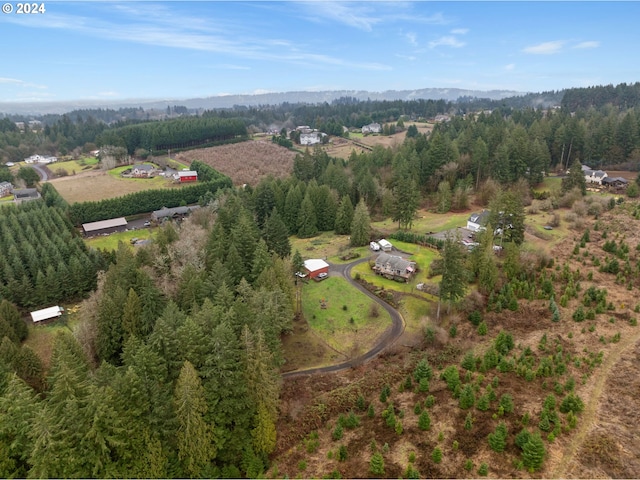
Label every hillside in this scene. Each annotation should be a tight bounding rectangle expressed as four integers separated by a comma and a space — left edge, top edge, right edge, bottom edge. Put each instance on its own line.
271, 200, 640, 479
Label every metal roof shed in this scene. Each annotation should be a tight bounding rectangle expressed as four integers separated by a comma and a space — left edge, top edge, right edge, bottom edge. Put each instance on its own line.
82, 217, 128, 234
31, 306, 64, 323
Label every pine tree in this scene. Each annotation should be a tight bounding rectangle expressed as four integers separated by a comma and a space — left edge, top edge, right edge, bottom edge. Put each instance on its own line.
251, 239, 271, 282
522, 433, 546, 471
413, 357, 433, 382
263, 209, 291, 258
418, 410, 431, 431
350, 199, 371, 247
438, 237, 467, 318
0, 300, 27, 342
283, 184, 303, 234
488, 421, 508, 452
370, 452, 385, 476
174, 361, 215, 477
464, 412, 473, 430
459, 383, 476, 409
334, 195, 354, 235
297, 193, 318, 238
122, 288, 143, 340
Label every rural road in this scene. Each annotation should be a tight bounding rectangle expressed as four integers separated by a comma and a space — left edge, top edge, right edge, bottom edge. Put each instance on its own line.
32, 163, 50, 181
282, 256, 406, 379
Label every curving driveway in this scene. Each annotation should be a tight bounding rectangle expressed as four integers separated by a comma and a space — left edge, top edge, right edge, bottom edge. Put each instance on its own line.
282, 257, 406, 379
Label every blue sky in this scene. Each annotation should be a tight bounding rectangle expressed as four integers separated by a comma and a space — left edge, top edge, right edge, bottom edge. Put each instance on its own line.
1, 1, 639, 103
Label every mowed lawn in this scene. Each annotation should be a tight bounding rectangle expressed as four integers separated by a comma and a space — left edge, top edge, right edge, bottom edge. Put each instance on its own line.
85, 228, 154, 251
49, 157, 99, 175
301, 276, 391, 358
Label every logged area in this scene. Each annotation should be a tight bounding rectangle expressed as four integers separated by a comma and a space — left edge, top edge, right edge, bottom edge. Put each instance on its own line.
175, 139, 297, 186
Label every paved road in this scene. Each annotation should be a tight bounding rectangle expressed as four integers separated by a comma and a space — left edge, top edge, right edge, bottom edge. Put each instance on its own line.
282, 256, 405, 379
32, 163, 50, 181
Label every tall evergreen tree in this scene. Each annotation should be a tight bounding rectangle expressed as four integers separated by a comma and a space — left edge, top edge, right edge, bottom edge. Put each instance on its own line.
334, 195, 354, 235
263, 209, 291, 258
174, 361, 215, 477
350, 199, 371, 247
438, 237, 467, 318
297, 193, 318, 238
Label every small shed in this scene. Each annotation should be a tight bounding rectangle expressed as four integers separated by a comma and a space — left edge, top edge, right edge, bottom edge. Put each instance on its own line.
13, 188, 40, 203
378, 239, 393, 252
303, 259, 330, 279
82, 217, 128, 236
30, 305, 64, 323
151, 205, 200, 222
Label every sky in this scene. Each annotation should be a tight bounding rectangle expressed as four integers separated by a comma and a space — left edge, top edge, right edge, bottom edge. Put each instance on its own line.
1, 1, 639, 103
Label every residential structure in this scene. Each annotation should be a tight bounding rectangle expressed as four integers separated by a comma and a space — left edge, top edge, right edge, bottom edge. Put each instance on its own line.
584, 168, 608, 185
24, 154, 58, 164
131, 164, 155, 178
601, 176, 629, 189
303, 259, 330, 279
373, 253, 416, 282
82, 217, 128, 236
467, 210, 491, 232
300, 131, 325, 145
151, 205, 200, 222
0, 181, 13, 197
361, 123, 382, 134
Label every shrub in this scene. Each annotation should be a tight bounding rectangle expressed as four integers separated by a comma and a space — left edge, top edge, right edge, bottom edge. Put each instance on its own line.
559, 393, 584, 414
488, 422, 508, 452
418, 410, 431, 431
468, 310, 482, 326
477, 321, 488, 335
332, 423, 344, 441
499, 394, 514, 414
521, 433, 546, 472
338, 445, 348, 461
478, 463, 489, 476
431, 447, 443, 463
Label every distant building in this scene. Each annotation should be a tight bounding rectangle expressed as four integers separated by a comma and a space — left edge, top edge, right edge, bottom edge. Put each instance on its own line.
13, 188, 40, 203
467, 210, 491, 232
584, 168, 608, 185
82, 217, 128, 236
131, 164, 155, 178
361, 123, 381, 134
0, 181, 13, 198
176, 170, 198, 183
300, 131, 325, 145
24, 154, 57, 164
151, 205, 200, 222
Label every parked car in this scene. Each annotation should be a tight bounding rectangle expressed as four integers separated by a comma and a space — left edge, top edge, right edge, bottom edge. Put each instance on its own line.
316, 272, 328, 281
143, 221, 151, 227
370, 241, 381, 251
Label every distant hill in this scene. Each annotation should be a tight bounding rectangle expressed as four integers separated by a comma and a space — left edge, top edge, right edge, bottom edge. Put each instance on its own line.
0, 87, 525, 116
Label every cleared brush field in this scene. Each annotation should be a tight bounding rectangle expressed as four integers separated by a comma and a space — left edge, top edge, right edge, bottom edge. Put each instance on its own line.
175, 139, 296, 186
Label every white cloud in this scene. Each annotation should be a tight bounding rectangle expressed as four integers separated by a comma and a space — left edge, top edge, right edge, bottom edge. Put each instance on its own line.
523, 41, 565, 55
429, 36, 466, 49
504, 63, 516, 71
298, 1, 381, 31
396, 53, 417, 61
574, 41, 600, 49
405, 32, 418, 46
0, 77, 25, 84
451, 28, 469, 35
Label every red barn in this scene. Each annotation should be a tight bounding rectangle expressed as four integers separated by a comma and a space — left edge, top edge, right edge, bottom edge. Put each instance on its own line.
178, 170, 198, 183
303, 259, 329, 278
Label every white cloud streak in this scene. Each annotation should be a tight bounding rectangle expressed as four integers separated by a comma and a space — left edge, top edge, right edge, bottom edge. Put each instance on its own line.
523, 41, 565, 55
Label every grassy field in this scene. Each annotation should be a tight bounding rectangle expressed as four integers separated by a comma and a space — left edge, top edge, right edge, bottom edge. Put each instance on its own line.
301, 276, 391, 358
373, 210, 469, 235
50, 157, 99, 175
85, 228, 154, 251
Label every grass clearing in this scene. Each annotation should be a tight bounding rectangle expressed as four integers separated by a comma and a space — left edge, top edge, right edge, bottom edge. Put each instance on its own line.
85, 228, 154, 251
301, 276, 391, 358
24, 311, 81, 370
372, 210, 469, 235
50, 158, 99, 175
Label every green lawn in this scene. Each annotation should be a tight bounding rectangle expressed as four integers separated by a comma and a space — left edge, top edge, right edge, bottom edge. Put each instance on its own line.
49, 159, 98, 175
372, 210, 469, 235
301, 276, 391, 356
85, 228, 154, 251
533, 176, 562, 194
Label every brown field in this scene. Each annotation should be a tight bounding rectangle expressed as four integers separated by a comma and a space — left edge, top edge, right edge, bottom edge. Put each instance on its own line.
47, 170, 181, 204
175, 139, 297, 186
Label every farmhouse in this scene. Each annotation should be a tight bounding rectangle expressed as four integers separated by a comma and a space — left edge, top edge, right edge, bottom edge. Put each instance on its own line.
176, 170, 198, 183
30, 305, 64, 323
131, 164, 155, 178
303, 259, 330, 279
467, 210, 490, 232
378, 239, 393, 252
151, 205, 200, 222
82, 217, 128, 236
0, 181, 13, 197
300, 132, 325, 145
584, 168, 607, 185
361, 123, 382, 134
13, 188, 40, 203
373, 253, 416, 282
24, 154, 58, 164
